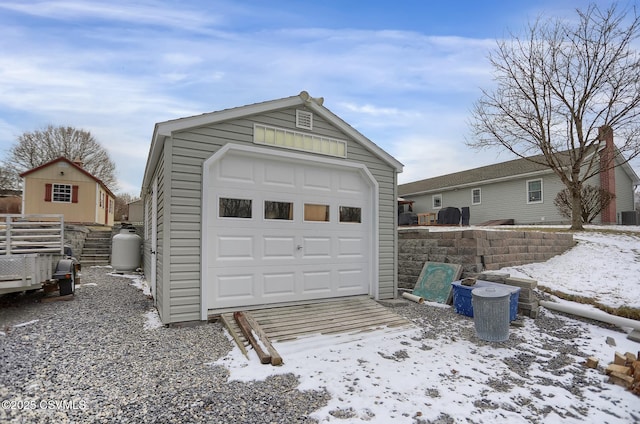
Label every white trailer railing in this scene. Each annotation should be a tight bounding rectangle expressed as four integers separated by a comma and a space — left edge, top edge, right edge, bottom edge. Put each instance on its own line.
0, 214, 65, 255
0, 214, 64, 295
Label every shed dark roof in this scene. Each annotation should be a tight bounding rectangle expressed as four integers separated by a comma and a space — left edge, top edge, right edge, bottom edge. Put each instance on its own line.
399, 152, 567, 196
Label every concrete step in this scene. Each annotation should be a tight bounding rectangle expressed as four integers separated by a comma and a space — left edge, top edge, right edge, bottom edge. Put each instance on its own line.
80, 250, 111, 258
80, 230, 113, 266
84, 239, 111, 245
81, 255, 111, 266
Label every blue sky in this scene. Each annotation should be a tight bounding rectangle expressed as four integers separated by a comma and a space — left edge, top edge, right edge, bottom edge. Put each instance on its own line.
0, 0, 637, 196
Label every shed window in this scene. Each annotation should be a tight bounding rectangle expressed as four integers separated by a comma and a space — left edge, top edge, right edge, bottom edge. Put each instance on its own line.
527, 179, 543, 203
471, 188, 481, 205
220, 198, 252, 218
432, 194, 442, 209
264, 201, 293, 220
53, 184, 72, 203
47, 183, 78, 203
304, 204, 330, 222
339, 206, 361, 223
254, 124, 347, 158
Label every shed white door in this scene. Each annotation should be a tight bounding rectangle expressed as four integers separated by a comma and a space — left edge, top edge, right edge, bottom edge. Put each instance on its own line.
203, 147, 374, 311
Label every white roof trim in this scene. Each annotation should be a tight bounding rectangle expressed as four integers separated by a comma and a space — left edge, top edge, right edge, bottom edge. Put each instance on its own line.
156, 96, 303, 137
142, 91, 403, 193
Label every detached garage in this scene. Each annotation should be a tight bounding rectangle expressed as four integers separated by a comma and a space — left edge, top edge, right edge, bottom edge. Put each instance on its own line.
141, 92, 403, 324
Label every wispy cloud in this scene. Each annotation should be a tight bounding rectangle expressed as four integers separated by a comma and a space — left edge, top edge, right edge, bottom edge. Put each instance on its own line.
0, 11, 506, 194
0, 0, 218, 29
1, 1, 636, 194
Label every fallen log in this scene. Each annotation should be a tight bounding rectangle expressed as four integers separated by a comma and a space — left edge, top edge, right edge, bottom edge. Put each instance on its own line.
234, 312, 271, 364
243, 312, 283, 366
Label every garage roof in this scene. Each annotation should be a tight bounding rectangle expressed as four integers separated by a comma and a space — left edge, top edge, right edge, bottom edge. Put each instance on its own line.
142, 91, 403, 193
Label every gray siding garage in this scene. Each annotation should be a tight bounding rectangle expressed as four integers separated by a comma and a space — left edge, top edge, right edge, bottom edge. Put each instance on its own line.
141, 92, 403, 324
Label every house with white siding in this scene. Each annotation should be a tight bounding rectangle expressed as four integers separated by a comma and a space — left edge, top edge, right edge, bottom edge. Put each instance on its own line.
141, 91, 403, 325
399, 131, 639, 226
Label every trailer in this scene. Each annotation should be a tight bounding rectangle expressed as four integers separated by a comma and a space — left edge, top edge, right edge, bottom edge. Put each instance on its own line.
0, 214, 80, 296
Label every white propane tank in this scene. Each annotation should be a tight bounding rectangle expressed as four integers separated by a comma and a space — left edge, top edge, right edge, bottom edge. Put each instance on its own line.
111, 226, 142, 272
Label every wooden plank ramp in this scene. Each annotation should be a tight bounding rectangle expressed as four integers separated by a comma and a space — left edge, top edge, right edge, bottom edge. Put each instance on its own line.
219, 296, 414, 355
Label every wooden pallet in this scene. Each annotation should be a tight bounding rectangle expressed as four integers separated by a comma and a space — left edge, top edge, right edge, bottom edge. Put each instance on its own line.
220, 296, 414, 357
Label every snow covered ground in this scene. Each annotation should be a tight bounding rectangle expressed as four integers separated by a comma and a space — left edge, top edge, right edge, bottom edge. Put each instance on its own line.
502, 226, 640, 309
213, 225, 640, 423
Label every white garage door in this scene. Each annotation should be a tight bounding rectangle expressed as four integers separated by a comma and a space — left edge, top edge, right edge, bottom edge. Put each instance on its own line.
202, 146, 375, 311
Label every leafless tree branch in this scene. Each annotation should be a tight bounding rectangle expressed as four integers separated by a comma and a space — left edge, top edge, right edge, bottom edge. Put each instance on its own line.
7, 125, 118, 191
468, 4, 640, 229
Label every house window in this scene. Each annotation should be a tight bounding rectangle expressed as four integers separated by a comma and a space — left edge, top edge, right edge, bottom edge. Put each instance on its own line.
304, 204, 330, 222
264, 201, 293, 220
527, 179, 543, 203
472, 188, 481, 205
339, 206, 361, 223
432, 194, 442, 209
219, 198, 252, 218
53, 184, 72, 203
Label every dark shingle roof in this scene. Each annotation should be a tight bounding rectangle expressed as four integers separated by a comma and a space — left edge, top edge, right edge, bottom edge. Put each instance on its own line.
398, 152, 565, 196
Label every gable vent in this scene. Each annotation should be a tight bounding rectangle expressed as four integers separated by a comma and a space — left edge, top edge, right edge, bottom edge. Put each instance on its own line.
296, 110, 313, 130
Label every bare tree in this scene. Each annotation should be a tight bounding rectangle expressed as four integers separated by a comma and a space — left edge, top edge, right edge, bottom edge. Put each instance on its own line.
0, 164, 20, 191
554, 185, 616, 224
469, 4, 640, 230
7, 125, 117, 190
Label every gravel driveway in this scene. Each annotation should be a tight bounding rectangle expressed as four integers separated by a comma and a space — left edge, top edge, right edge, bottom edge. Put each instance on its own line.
0, 267, 329, 423
0, 267, 636, 423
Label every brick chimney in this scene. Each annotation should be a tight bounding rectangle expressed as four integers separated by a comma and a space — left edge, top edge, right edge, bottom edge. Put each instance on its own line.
598, 126, 616, 224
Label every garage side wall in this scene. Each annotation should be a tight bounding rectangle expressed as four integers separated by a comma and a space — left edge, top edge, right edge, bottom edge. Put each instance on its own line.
143, 146, 167, 323
163, 106, 398, 323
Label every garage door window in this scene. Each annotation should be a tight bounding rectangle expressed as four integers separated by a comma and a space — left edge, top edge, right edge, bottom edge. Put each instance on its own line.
304, 204, 330, 222
339, 206, 361, 223
219, 198, 252, 218
265, 201, 293, 220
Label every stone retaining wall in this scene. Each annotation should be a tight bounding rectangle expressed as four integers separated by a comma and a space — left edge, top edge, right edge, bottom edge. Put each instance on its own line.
65, 225, 90, 258
398, 228, 575, 290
